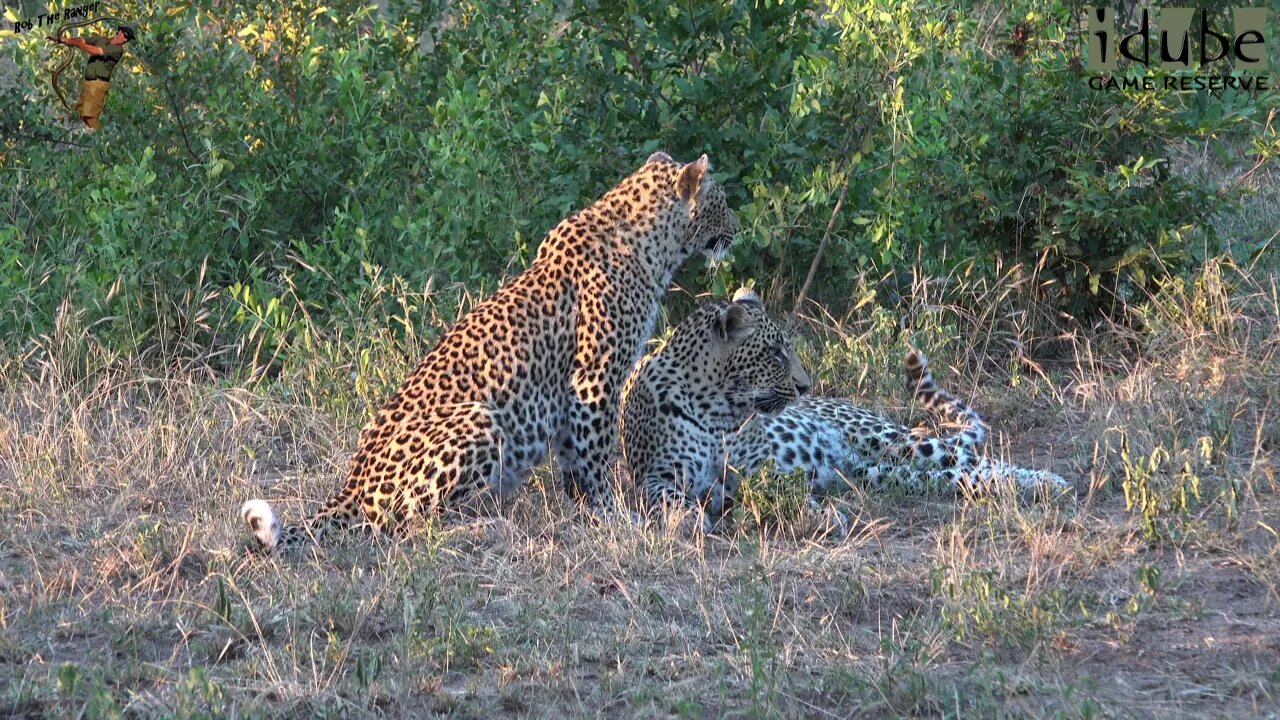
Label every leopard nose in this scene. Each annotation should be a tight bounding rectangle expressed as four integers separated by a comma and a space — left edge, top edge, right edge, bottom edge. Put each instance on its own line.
795, 381, 811, 396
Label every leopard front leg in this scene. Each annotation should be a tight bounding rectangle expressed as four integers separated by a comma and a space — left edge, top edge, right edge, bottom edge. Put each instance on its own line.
556, 393, 620, 513
556, 293, 636, 514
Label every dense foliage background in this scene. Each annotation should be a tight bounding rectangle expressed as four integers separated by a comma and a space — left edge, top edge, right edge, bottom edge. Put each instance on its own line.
2, 0, 1276, 369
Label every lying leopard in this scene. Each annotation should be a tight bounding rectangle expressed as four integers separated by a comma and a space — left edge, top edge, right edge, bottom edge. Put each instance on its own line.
726, 351, 1071, 499
242, 152, 738, 553
619, 288, 811, 532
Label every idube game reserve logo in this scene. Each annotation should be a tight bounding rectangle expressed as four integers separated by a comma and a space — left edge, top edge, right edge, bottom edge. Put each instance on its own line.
1086, 6, 1271, 92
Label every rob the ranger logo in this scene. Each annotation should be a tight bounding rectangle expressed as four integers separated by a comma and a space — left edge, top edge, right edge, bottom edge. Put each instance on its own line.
1086, 7, 1271, 92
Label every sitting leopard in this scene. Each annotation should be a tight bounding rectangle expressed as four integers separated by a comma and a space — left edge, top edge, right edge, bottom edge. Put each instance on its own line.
725, 351, 1071, 499
619, 288, 812, 531
241, 152, 739, 553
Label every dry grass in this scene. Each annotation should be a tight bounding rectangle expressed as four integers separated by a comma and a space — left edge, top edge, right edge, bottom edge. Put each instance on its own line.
2, 251, 1279, 718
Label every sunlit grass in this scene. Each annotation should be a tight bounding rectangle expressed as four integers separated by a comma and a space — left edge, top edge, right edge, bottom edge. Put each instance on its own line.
1, 254, 1277, 717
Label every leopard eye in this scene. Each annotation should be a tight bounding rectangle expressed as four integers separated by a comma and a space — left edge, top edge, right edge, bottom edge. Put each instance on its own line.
772, 346, 788, 366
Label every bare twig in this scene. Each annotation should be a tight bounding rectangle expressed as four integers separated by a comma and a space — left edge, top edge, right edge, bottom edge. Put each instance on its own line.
793, 176, 851, 318
793, 120, 877, 318
1, 126, 96, 149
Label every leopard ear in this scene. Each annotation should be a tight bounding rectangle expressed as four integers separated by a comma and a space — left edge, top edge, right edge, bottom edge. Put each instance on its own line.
716, 301, 757, 344
731, 287, 760, 307
646, 151, 674, 165
676, 154, 709, 202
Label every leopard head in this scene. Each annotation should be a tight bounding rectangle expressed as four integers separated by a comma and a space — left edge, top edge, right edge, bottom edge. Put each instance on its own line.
644, 152, 739, 264
711, 287, 810, 420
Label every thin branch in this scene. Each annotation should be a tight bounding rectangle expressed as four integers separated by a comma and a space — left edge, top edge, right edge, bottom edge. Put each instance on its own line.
792, 176, 851, 318
792, 120, 875, 317
1, 126, 96, 149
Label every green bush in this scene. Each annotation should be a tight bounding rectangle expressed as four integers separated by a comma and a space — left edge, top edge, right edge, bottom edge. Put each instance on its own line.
1, 0, 1273, 365
881, 3, 1268, 314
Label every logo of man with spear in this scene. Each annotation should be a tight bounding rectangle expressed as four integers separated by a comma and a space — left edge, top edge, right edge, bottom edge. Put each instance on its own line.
46, 22, 134, 129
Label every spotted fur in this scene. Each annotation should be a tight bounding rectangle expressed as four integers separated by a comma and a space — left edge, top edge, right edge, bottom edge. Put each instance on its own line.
242, 152, 739, 553
619, 289, 812, 531
726, 351, 1070, 497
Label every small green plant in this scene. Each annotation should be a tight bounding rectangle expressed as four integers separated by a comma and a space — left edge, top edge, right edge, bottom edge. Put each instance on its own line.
174, 667, 227, 720
737, 562, 782, 720
211, 577, 234, 626
56, 664, 125, 720
353, 652, 385, 698
873, 631, 942, 717
399, 562, 442, 640
56, 663, 80, 698
733, 464, 812, 536
1123, 563, 1163, 616
437, 615, 498, 672
932, 565, 1076, 650
1110, 429, 1210, 542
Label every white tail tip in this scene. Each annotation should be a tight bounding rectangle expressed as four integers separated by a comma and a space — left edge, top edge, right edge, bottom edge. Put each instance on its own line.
241, 499, 280, 551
